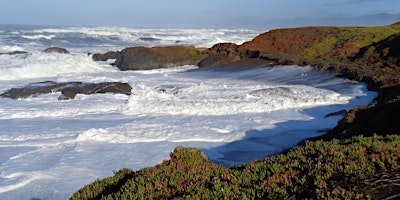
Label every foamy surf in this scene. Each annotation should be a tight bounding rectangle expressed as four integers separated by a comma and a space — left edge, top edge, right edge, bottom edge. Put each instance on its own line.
0, 51, 118, 81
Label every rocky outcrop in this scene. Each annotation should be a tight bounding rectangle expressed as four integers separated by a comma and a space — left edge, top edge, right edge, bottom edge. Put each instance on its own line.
0, 81, 132, 100
43, 47, 70, 54
91, 43, 261, 70
115, 46, 207, 71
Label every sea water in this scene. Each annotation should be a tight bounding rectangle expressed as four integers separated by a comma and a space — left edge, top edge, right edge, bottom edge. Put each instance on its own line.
0, 25, 375, 199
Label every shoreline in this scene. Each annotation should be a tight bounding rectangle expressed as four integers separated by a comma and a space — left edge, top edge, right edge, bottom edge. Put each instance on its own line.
2, 23, 399, 199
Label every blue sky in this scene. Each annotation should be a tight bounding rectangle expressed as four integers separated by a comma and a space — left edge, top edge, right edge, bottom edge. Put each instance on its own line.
0, 0, 399, 29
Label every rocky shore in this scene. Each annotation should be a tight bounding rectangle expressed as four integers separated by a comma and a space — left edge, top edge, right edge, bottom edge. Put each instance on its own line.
2, 23, 399, 199
71, 23, 400, 199
91, 22, 400, 141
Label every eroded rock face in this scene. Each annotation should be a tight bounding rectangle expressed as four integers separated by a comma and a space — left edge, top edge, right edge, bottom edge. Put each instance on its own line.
0, 81, 132, 100
199, 43, 259, 67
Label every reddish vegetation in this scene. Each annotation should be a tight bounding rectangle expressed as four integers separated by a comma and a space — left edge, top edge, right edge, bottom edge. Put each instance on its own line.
240, 27, 333, 55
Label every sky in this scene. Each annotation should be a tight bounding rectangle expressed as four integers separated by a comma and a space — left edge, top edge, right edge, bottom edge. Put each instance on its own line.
0, 0, 399, 29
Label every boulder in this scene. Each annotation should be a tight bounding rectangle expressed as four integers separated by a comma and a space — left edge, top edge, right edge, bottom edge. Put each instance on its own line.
0, 81, 132, 100
115, 46, 207, 71
44, 47, 70, 54
58, 82, 132, 100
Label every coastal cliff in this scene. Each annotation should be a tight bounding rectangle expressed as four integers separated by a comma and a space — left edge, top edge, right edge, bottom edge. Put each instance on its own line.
73, 23, 400, 199
212, 23, 400, 140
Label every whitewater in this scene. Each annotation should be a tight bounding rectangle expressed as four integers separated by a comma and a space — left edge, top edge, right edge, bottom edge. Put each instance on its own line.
0, 25, 375, 199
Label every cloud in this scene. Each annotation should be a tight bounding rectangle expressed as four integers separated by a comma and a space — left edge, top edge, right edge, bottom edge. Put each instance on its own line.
324, 0, 399, 6
262, 12, 400, 29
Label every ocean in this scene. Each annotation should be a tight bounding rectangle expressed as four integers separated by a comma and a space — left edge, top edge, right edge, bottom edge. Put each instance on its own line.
0, 25, 376, 199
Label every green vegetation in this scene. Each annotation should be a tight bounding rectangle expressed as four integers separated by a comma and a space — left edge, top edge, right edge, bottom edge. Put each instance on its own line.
71, 135, 400, 199
186, 48, 203, 60
304, 25, 400, 59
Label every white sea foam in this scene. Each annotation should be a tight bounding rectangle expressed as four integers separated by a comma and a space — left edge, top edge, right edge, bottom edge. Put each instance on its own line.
0, 45, 25, 53
21, 34, 57, 40
0, 172, 49, 193
0, 51, 118, 81
8, 26, 260, 51
124, 83, 350, 116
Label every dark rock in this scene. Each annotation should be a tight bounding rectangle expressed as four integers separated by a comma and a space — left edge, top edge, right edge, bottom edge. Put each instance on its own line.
155, 85, 183, 95
58, 82, 132, 100
0, 81, 132, 100
198, 55, 240, 68
92, 51, 120, 61
138, 37, 161, 42
115, 46, 207, 71
0, 81, 68, 98
44, 47, 70, 54
324, 109, 347, 118
0, 51, 29, 55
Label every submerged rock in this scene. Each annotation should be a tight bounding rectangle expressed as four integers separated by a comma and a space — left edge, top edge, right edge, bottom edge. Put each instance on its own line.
44, 47, 70, 54
0, 81, 132, 100
324, 109, 347, 118
0, 51, 28, 55
138, 37, 161, 42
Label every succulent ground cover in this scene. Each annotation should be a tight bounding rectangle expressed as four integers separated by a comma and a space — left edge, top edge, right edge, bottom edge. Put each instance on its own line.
71, 135, 400, 199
